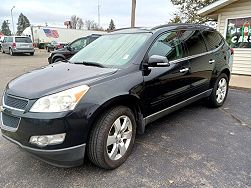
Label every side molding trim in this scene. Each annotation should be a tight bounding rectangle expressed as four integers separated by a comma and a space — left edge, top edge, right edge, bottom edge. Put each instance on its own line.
144, 89, 213, 125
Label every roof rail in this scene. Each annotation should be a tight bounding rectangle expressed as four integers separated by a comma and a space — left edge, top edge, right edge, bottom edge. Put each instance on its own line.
151, 23, 211, 30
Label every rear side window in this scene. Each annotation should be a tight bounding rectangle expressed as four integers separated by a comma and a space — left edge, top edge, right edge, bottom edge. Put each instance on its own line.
7, 37, 13, 42
15, 37, 32, 43
201, 30, 224, 51
181, 30, 207, 56
148, 31, 184, 61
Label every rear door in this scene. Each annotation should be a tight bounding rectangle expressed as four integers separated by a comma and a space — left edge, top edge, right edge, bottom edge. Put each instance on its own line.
182, 30, 214, 95
15, 37, 33, 49
201, 29, 226, 78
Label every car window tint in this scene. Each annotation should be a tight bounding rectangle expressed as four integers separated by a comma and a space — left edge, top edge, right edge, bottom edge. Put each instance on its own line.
180, 30, 207, 56
7, 37, 13, 42
148, 31, 183, 61
201, 30, 223, 51
15, 37, 32, 43
70, 38, 87, 51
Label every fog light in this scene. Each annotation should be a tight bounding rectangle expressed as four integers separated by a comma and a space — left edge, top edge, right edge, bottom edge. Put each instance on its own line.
29, 133, 66, 147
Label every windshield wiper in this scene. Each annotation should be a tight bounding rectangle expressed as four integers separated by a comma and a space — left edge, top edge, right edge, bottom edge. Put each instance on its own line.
74, 61, 106, 68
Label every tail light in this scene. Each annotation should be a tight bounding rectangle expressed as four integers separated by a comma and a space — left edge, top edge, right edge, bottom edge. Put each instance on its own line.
33, 43, 35, 47
12, 42, 16, 48
230, 48, 234, 55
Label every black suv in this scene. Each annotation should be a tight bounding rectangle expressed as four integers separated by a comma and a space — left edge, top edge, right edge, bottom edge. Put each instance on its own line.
48, 34, 101, 64
1, 24, 232, 169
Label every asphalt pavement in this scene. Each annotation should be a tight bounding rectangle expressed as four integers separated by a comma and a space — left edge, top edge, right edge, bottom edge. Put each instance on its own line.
0, 51, 250, 188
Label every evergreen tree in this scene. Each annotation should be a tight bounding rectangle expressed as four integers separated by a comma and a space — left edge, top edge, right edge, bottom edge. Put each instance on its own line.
1, 21, 11, 35
16, 13, 30, 35
108, 19, 115, 32
170, 0, 217, 23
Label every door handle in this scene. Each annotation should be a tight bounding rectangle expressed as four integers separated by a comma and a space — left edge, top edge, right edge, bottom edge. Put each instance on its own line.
179, 68, 189, 73
209, 59, 215, 64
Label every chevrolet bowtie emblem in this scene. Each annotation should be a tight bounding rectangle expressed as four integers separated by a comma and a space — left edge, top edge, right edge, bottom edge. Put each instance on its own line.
0, 105, 4, 112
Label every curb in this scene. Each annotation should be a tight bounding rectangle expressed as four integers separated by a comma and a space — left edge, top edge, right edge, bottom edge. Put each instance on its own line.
229, 86, 251, 92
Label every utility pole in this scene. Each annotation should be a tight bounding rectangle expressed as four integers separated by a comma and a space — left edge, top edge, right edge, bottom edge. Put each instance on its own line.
131, 0, 136, 27
98, 0, 101, 28
11, 6, 15, 35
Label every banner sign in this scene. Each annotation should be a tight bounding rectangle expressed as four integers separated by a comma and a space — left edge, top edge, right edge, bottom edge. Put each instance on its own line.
226, 17, 251, 48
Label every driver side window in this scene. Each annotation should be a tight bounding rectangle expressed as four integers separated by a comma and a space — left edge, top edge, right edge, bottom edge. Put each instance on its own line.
70, 38, 87, 51
148, 31, 183, 61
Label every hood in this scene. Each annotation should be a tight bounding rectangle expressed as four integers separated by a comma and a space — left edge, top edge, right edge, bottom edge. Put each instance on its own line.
6, 62, 117, 99
52, 47, 69, 54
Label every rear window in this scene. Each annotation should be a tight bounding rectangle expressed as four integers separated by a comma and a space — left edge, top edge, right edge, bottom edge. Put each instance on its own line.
201, 30, 224, 51
15, 37, 32, 43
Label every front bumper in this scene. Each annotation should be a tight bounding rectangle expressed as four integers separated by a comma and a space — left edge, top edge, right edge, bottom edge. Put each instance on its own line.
2, 134, 86, 167
0, 105, 90, 167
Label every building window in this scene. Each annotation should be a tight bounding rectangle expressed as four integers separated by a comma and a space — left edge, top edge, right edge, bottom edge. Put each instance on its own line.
226, 17, 251, 48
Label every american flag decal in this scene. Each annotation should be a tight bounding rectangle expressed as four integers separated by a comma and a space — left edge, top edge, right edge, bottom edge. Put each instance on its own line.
43, 29, 59, 38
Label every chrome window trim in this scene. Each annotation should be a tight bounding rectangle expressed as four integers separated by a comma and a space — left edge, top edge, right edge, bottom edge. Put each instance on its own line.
2, 93, 29, 112
0, 112, 21, 132
169, 43, 223, 64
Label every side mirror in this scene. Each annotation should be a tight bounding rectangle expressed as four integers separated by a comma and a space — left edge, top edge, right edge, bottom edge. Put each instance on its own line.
148, 55, 170, 67
67, 45, 72, 51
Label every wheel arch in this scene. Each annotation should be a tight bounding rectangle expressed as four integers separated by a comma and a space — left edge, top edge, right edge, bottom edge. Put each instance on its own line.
220, 68, 231, 81
88, 94, 145, 136
52, 54, 66, 63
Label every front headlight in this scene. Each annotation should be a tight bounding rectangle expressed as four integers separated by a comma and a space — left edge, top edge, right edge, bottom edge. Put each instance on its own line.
30, 85, 89, 112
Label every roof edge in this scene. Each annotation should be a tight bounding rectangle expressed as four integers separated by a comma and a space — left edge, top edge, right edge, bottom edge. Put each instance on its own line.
198, 0, 239, 16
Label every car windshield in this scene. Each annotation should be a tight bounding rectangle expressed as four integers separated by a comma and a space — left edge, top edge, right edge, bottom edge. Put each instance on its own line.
70, 33, 151, 68
15, 37, 32, 43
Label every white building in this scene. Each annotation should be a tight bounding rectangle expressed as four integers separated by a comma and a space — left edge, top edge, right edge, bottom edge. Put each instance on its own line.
198, 0, 251, 75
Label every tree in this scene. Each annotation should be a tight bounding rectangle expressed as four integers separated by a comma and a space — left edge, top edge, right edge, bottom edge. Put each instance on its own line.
77, 18, 84, 29
1, 20, 11, 35
169, 13, 182, 24
70, 15, 78, 29
85, 20, 94, 30
108, 19, 116, 32
16, 13, 30, 35
170, 0, 217, 23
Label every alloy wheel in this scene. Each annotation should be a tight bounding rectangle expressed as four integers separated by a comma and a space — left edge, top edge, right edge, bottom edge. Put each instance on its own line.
106, 115, 133, 160
216, 78, 227, 104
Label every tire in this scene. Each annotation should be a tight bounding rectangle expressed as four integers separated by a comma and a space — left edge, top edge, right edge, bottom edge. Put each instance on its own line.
9, 48, 14, 56
87, 106, 136, 169
30, 52, 34, 56
53, 58, 64, 63
1, 48, 5, 53
208, 73, 229, 108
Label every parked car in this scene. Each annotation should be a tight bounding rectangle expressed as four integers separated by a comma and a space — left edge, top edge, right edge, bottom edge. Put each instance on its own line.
0, 36, 4, 50
0, 24, 232, 169
1, 36, 35, 56
48, 34, 101, 64
46, 41, 68, 52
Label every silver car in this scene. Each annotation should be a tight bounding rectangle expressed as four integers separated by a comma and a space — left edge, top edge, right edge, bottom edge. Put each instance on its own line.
1, 36, 35, 56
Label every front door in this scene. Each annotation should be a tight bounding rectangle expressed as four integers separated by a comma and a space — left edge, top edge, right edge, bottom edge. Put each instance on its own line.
142, 31, 192, 117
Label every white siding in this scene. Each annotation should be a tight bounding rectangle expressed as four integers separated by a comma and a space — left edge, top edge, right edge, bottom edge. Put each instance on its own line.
213, 0, 251, 75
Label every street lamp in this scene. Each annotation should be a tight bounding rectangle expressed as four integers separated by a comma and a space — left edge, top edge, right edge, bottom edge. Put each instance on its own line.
131, 0, 136, 27
11, 6, 15, 35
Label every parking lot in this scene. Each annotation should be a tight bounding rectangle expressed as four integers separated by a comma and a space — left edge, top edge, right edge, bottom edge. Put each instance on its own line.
0, 51, 250, 188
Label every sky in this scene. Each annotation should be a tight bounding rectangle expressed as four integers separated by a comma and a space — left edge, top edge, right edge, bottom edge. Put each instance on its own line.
0, 0, 176, 31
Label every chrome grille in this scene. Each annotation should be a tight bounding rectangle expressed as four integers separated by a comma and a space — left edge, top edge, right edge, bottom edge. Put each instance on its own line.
1, 113, 20, 129
3, 94, 28, 110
